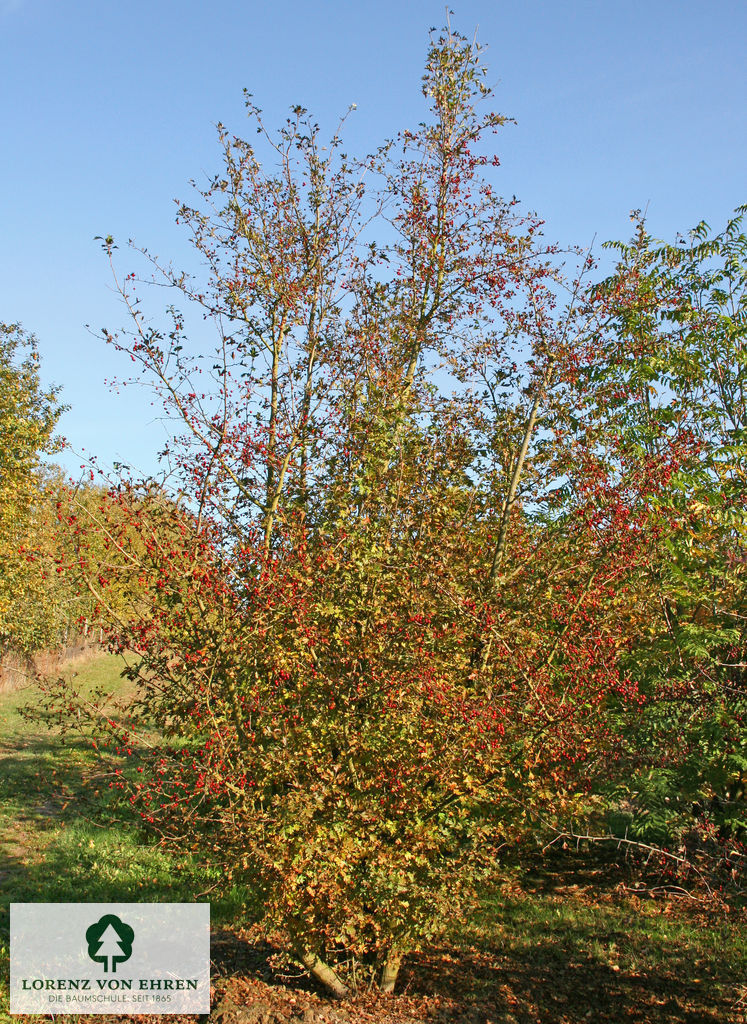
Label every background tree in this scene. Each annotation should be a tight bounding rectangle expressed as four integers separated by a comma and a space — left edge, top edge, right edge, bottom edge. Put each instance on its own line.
0, 324, 64, 656
591, 210, 747, 849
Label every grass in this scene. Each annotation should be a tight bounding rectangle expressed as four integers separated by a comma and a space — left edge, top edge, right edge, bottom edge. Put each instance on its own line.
1, 655, 745, 1023
0, 655, 252, 1024
431, 864, 747, 1022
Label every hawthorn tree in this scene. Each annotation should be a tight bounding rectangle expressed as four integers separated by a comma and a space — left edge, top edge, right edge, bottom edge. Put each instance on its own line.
58, 28, 698, 996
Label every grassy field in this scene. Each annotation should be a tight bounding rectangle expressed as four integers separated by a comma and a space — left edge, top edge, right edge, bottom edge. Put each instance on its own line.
0, 655, 249, 1022
1, 655, 745, 1023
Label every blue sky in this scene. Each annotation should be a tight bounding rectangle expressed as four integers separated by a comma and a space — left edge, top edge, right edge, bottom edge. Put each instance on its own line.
2, 0, 745, 476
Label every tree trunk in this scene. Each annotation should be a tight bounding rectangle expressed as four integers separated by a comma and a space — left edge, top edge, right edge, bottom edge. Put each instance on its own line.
300, 951, 350, 1000
379, 950, 402, 994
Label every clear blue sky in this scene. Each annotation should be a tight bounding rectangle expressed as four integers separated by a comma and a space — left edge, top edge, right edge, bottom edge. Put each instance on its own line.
2, 0, 745, 477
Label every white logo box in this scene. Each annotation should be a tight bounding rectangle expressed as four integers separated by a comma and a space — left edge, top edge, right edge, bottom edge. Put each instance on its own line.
10, 903, 210, 1015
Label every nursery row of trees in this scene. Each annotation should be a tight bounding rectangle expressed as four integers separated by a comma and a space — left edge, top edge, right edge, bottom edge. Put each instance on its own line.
0, 325, 142, 661
0, 323, 73, 657
6, 26, 745, 998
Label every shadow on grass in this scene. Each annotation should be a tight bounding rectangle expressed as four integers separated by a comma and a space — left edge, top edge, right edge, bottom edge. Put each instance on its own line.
198, 921, 741, 1024
399, 895, 742, 1024
0, 732, 122, 827
402, 942, 736, 1024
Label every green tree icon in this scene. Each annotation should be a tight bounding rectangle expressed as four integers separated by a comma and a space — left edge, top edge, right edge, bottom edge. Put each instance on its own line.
85, 914, 134, 973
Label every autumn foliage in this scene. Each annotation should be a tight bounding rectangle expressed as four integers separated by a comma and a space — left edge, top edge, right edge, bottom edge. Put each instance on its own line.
46, 27, 746, 997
